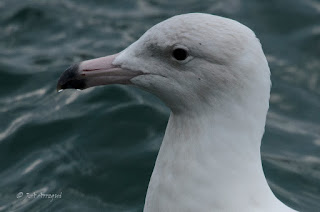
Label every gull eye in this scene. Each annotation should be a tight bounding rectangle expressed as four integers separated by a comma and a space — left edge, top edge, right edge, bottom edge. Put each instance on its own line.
172, 48, 188, 61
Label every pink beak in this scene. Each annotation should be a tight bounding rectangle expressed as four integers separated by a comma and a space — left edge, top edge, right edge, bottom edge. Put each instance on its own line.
57, 53, 143, 91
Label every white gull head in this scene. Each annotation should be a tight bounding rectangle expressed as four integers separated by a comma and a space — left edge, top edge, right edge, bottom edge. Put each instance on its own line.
57, 13, 297, 212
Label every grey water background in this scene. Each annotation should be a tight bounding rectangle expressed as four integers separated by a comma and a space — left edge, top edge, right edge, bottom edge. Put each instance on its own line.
0, 0, 319, 211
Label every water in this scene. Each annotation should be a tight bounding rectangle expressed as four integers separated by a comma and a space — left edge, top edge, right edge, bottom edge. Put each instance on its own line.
0, 0, 319, 211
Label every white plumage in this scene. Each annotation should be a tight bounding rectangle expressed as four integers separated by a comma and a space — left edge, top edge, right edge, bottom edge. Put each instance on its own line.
115, 13, 297, 212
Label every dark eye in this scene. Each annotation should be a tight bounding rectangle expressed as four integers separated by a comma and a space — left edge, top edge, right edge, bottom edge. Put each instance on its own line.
172, 48, 188, 61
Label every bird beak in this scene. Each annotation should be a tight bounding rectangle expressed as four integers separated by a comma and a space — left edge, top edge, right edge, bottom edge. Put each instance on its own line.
56, 53, 143, 91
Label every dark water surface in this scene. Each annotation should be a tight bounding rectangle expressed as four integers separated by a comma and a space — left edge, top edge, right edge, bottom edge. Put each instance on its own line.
1, 0, 320, 211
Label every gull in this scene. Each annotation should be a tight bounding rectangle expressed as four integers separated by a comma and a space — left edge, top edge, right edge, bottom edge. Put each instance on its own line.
57, 13, 297, 212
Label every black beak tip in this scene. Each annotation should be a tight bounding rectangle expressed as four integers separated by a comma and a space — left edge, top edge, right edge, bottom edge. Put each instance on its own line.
56, 63, 87, 92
